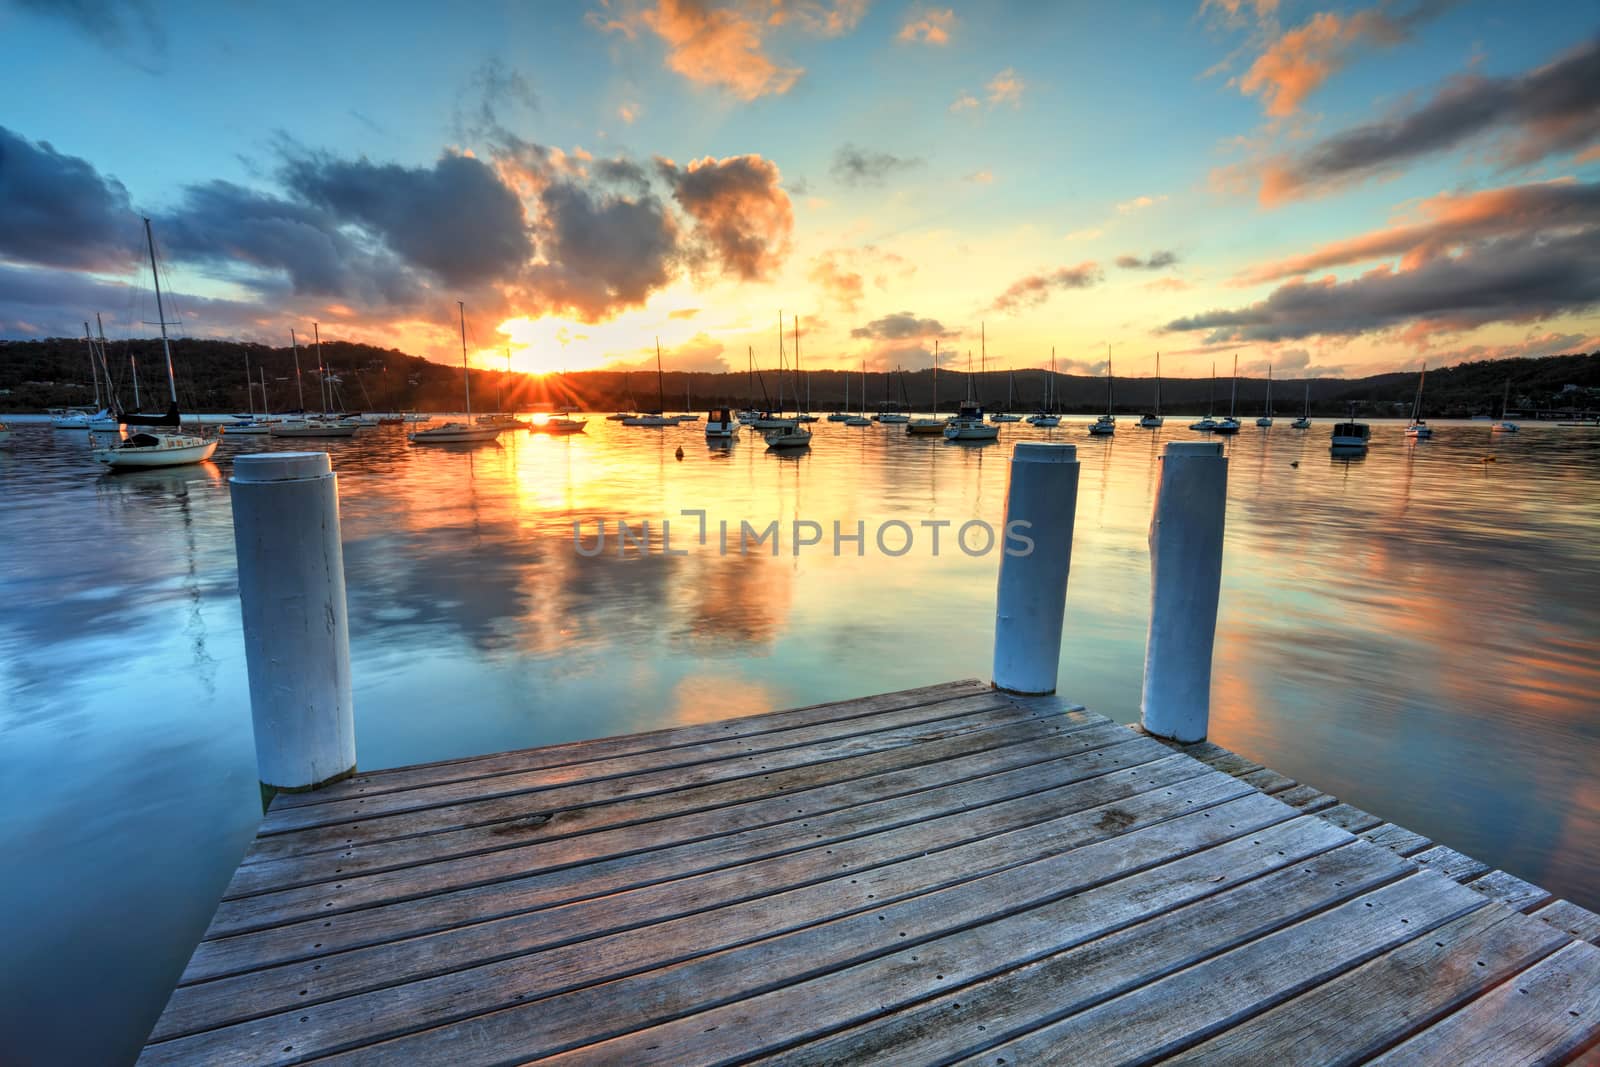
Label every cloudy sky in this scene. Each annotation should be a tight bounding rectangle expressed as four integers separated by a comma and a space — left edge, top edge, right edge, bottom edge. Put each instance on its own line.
1, 0, 1596, 378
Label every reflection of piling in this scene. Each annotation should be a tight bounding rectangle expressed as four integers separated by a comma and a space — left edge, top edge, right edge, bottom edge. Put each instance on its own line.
230, 452, 355, 801
1141, 441, 1228, 742
992, 442, 1080, 694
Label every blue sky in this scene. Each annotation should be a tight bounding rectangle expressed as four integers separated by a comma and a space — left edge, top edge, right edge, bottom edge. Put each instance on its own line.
1, 0, 1596, 376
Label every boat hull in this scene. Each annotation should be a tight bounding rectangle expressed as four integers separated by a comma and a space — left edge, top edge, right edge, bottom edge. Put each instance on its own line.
270, 422, 361, 438
92, 435, 218, 469
906, 420, 945, 435
409, 424, 502, 443
1137, 416, 1163, 428
1491, 422, 1519, 433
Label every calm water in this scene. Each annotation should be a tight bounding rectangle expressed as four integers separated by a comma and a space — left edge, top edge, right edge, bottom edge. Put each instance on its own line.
2, 415, 1597, 1064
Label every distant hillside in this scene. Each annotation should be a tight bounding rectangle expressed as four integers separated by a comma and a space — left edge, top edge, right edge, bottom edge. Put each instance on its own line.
2, 337, 1595, 418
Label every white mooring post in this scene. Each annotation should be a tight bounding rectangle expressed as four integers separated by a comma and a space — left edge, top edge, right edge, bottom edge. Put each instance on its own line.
992, 442, 1081, 694
1140, 440, 1228, 742
231, 452, 356, 798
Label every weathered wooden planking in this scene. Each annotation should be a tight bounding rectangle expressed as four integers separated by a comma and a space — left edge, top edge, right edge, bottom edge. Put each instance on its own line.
567, 828, 1392, 1067
257, 690, 1030, 835
208, 717, 1128, 938
1367, 939, 1600, 1066
1410, 843, 1492, 883
1318, 801, 1384, 834
1239, 767, 1297, 794
1532, 898, 1600, 946
271, 680, 991, 809
307, 794, 1311, 1067
188, 722, 1152, 982
240, 698, 1064, 866
158, 746, 1200, 1035
141, 784, 1282, 1063
1274, 783, 1338, 813
1364, 821, 1433, 857
226, 709, 1099, 899
1468, 868, 1555, 914
1163, 902, 1573, 1066
955, 870, 1491, 1065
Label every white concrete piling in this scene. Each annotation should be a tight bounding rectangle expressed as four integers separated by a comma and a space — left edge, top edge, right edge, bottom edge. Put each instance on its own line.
230, 452, 356, 794
992, 442, 1080, 695
1140, 440, 1228, 742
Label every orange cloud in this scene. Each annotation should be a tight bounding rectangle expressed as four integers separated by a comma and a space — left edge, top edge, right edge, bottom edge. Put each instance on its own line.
987, 67, 1025, 107
1238, 10, 1386, 117
1238, 179, 1600, 284
898, 7, 955, 45
770, 0, 868, 37
596, 0, 803, 100
660, 153, 795, 280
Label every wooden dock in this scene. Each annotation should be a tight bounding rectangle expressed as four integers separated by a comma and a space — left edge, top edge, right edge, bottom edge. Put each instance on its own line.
142, 679, 1600, 1065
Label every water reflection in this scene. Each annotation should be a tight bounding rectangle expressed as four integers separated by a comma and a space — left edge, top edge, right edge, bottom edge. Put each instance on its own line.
0, 417, 1597, 1065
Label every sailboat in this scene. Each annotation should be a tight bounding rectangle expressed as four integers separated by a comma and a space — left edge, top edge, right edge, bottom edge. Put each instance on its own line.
1256, 364, 1274, 427
272, 325, 362, 436
907, 341, 946, 434
83, 321, 121, 431
1291, 381, 1311, 429
622, 340, 677, 426
992, 369, 1022, 422
1491, 380, 1519, 433
1404, 363, 1433, 438
762, 342, 812, 447
91, 219, 219, 469
793, 316, 818, 422
944, 350, 1000, 441
1028, 349, 1061, 426
225, 351, 274, 435
1088, 349, 1115, 435
1213, 355, 1242, 433
1138, 353, 1164, 428
1190, 362, 1220, 432
845, 361, 872, 425
752, 313, 800, 430
408, 303, 504, 443
829, 369, 853, 421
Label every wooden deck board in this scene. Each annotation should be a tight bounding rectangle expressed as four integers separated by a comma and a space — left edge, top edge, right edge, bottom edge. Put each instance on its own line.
141, 683, 1599, 1066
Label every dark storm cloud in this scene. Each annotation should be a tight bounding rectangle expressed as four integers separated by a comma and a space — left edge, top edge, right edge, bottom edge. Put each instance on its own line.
521, 180, 680, 322
1265, 36, 1600, 202
0, 262, 277, 339
1164, 228, 1600, 342
0, 126, 141, 270
156, 180, 422, 306
830, 144, 924, 186
850, 312, 955, 340
658, 154, 794, 281
1115, 250, 1180, 270
280, 150, 533, 287
989, 262, 1102, 313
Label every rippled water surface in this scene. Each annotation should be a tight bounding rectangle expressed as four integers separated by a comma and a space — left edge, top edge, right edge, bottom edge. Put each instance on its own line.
2, 414, 1597, 1064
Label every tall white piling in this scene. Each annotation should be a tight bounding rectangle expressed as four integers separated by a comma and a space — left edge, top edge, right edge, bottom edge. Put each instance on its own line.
1141, 440, 1228, 742
992, 442, 1080, 694
230, 452, 356, 795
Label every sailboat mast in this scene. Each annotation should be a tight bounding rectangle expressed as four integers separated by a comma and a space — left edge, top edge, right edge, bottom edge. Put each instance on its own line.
142, 217, 178, 406
314, 321, 328, 412
95, 313, 115, 413
933, 339, 939, 412
1106, 343, 1113, 415
795, 314, 805, 413
1266, 364, 1272, 416
1155, 352, 1162, 415
458, 301, 473, 419
776, 310, 785, 415
83, 322, 102, 409
654, 337, 665, 414
291, 329, 304, 410
1229, 354, 1238, 418
245, 350, 254, 416
980, 323, 986, 408
130, 352, 141, 410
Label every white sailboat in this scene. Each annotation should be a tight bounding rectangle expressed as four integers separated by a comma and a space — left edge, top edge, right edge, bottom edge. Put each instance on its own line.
1028, 348, 1061, 426
1138, 352, 1164, 428
944, 350, 1000, 441
225, 352, 274, 435
92, 218, 219, 470
992, 368, 1022, 422
1213, 355, 1242, 434
409, 303, 504, 443
1088, 349, 1115, 435
1291, 381, 1312, 429
1491, 380, 1519, 433
1404, 363, 1433, 438
1256, 364, 1274, 427
622, 339, 677, 426
845, 361, 871, 425
907, 341, 946, 434
271, 327, 360, 436
1190, 362, 1220, 432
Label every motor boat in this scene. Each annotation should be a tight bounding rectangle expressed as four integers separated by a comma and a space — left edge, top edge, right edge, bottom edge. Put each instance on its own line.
1331, 420, 1371, 452
1088, 414, 1115, 436
705, 408, 740, 439
270, 419, 361, 438
944, 401, 999, 441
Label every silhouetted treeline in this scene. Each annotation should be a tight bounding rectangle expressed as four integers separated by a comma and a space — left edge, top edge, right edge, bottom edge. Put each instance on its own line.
2, 337, 1595, 418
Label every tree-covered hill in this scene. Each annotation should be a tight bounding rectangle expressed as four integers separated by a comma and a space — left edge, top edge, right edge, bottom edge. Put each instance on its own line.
1, 337, 1594, 418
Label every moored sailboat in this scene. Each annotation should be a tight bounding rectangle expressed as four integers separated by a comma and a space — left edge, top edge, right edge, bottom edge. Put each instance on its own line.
91, 219, 218, 470
1491, 380, 1519, 433
1404, 362, 1433, 438
1256, 364, 1274, 427
907, 341, 946, 434
1138, 352, 1163, 428
1212, 354, 1241, 434
408, 303, 504, 444
1088, 347, 1115, 435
